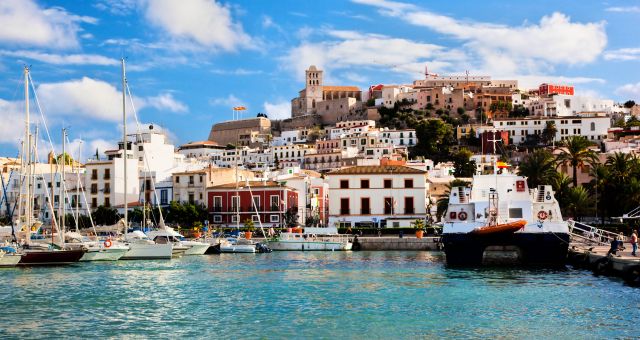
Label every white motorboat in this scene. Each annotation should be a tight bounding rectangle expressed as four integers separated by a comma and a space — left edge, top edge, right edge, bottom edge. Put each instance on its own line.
146, 227, 209, 256
120, 231, 173, 260
64, 232, 129, 261
218, 237, 258, 253
267, 232, 353, 251
0, 247, 22, 267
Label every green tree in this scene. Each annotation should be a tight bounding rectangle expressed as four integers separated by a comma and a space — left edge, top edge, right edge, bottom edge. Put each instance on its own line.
451, 148, 476, 177
624, 100, 636, 108
410, 119, 456, 163
456, 107, 465, 115
91, 205, 119, 225
564, 186, 592, 220
55, 152, 74, 166
555, 136, 598, 187
541, 121, 557, 145
517, 149, 557, 188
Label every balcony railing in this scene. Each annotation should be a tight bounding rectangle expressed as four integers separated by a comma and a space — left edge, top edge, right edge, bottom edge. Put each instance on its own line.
361, 209, 371, 215
90, 188, 98, 194
91, 174, 98, 180
340, 209, 350, 215
103, 174, 110, 180
405, 208, 415, 214
103, 187, 111, 193
212, 206, 222, 212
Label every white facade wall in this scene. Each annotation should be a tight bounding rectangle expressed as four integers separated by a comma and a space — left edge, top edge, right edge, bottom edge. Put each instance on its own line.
328, 172, 427, 228
493, 116, 611, 144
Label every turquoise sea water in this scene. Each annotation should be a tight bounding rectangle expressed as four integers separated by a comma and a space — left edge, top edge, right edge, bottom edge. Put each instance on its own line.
1, 251, 638, 339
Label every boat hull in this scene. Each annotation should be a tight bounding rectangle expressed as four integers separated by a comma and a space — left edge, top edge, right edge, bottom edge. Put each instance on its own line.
120, 243, 172, 260
219, 244, 256, 253
19, 249, 85, 265
0, 254, 22, 267
442, 232, 569, 266
267, 240, 352, 251
80, 247, 128, 261
183, 243, 210, 255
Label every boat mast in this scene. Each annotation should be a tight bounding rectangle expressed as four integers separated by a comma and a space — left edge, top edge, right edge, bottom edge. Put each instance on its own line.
60, 128, 66, 238
75, 139, 82, 231
122, 58, 128, 233
24, 66, 31, 244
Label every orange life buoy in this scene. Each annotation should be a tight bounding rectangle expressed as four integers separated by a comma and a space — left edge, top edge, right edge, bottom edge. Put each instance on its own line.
537, 211, 548, 220
458, 211, 468, 221
103, 239, 113, 248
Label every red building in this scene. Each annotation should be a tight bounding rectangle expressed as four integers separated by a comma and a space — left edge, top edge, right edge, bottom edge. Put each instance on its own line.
481, 131, 509, 154
539, 83, 574, 96
207, 181, 298, 228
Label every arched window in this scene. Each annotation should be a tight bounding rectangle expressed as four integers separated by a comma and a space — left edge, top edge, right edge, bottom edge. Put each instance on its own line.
590, 122, 595, 131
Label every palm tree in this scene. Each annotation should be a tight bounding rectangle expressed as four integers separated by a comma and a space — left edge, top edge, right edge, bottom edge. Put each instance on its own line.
550, 172, 572, 215
555, 136, 598, 187
587, 163, 609, 223
605, 152, 637, 181
564, 186, 593, 221
436, 179, 470, 219
517, 149, 556, 188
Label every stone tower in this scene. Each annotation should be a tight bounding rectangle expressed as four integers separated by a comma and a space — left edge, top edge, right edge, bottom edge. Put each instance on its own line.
304, 65, 323, 113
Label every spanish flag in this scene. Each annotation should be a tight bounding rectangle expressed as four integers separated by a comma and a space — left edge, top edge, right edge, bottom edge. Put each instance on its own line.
233, 106, 247, 111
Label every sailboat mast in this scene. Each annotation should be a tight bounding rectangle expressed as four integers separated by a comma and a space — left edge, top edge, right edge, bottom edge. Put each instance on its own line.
24, 66, 31, 243
122, 58, 128, 232
60, 128, 66, 235
75, 139, 81, 231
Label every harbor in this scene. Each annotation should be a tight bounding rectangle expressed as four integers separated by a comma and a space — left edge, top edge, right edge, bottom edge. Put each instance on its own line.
2, 251, 640, 339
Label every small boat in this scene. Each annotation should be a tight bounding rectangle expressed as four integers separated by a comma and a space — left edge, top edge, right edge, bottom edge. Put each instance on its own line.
267, 232, 352, 251
147, 227, 209, 256
65, 232, 129, 261
0, 247, 22, 267
470, 220, 527, 235
120, 231, 173, 260
19, 245, 86, 265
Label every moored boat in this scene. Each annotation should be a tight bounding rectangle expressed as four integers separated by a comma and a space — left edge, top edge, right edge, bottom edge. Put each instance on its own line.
441, 172, 569, 266
267, 232, 352, 251
0, 247, 22, 267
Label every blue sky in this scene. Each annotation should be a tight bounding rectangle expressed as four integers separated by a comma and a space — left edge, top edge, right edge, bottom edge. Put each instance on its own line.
0, 0, 639, 159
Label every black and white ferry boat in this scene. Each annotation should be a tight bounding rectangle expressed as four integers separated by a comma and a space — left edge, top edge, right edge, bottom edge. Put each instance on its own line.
441, 172, 570, 266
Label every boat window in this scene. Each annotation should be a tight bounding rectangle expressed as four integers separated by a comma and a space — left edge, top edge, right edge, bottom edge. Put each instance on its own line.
508, 208, 523, 218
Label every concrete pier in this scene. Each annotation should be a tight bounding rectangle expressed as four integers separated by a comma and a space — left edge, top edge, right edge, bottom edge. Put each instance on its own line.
568, 244, 640, 285
353, 236, 441, 251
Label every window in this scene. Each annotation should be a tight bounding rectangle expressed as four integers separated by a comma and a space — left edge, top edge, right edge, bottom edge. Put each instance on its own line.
213, 215, 222, 223
189, 176, 194, 185
508, 208, 523, 218
360, 179, 369, 189
270, 195, 280, 210
590, 122, 595, 131
384, 197, 394, 215
104, 169, 110, 179
232, 196, 240, 211
340, 180, 349, 189
104, 183, 111, 193
213, 196, 222, 211
91, 197, 97, 208
188, 193, 195, 204
313, 188, 320, 195
91, 183, 98, 194
340, 198, 350, 215
270, 215, 280, 223
384, 179, 392, 188
104, 197, 111, 207
175, 176, 180, 183
160, 190, 168, 205
404, 197, 414, 214
252, 215, 260, 223
361, 197, 371, 215
404, 179, 414, 188
91, 169, 98, 180
252, 196, 260, 210
231, 215, 239, 223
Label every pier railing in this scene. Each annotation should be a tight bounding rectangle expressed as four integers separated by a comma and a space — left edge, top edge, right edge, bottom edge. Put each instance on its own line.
567, 220, 626, 246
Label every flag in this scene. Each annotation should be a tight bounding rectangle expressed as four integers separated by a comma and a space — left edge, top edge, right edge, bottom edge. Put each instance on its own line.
233, 106, 247, 111
497, 161, 510, 169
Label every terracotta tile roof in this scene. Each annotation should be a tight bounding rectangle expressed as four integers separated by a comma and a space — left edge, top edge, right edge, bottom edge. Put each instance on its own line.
323, 86, 360, 92
328, 165, 426, 175
207, 181, 290, 190
180, 140, 220, 147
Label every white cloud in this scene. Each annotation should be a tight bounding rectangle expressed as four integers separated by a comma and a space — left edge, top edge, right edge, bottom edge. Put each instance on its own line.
263, 101, 291, 120
210, 68, 263, 76
343, 72, 368, 83
606, 6, 640, 13
145, 93, 188, 113
0, 50, 118, 66
353, 0, 607, 75
0, 99, 26, 145
209, 94, 246, 108
604, 47, 640, 61
283, 29, 450, 81
142, 0, 252, 51
0, 0, 95, 49
94, 0, 138, 16
35, 77, 186, 123
616, 83, 640, 100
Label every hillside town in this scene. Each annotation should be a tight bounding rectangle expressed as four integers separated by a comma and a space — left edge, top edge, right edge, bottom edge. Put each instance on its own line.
1, 65, 639, 233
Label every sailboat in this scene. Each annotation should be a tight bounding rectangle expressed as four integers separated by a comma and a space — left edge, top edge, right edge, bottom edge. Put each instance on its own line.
17, 67, 85, 265
115, 59, 172, 260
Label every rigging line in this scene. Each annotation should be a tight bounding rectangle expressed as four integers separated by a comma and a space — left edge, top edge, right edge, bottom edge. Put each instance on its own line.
125, 82, 165, 225
27, 73, 58, 163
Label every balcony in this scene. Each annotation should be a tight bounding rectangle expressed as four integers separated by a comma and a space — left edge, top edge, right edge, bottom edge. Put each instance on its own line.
103, 174, 110, 180
405, 208, 415, 215
90, 188, 98, 194
212, 206, 222, 212
340, 209, 350, 215
361, 209, 371, 215
103, 187, 111, 194
270, 205, 281, 211
91, 174, 98, 180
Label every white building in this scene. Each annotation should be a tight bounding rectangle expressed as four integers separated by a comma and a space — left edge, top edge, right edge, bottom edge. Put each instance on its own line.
529, 94, 615, 117
491, 114, 611, 144
327, 165, 427, 228
272, 144, 315, 168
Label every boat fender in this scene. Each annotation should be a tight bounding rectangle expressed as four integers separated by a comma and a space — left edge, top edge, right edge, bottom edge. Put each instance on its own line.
593, 257, 610, 276
458, 211, 468, 221
103, 239, 113, 248
537, 211, 548, 220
